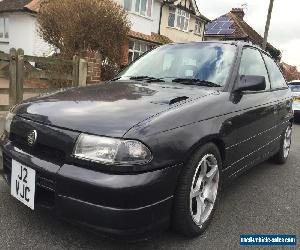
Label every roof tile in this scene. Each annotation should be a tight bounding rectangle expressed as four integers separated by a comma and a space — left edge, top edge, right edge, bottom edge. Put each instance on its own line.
0, 0, 31, 13
205, 10, 280, 59
129, 30, 172, 44
24, 0, 41, 13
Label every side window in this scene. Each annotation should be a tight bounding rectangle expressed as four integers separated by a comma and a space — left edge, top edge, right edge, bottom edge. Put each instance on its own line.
262, 54, 287, 89
239, 48, 270, 90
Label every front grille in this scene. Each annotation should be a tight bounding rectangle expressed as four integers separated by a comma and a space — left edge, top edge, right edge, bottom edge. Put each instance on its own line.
35, 188, 55, 208
9, 116, 78, 167
37, 175, 55, 191
2, 153, 56, 208
10, 133, 65, 165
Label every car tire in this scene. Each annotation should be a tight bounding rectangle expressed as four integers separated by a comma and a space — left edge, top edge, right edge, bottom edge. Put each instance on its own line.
272, 123, 292, 164
172, 143, 222, 237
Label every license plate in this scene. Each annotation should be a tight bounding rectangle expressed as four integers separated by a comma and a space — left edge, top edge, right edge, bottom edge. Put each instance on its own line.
11, 160, 36, 210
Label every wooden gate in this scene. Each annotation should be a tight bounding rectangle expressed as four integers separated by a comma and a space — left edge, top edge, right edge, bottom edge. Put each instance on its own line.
0, 52, 11, 111
0, 48, 87, 112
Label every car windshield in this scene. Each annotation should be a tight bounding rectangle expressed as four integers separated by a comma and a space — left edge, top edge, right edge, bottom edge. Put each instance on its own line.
290, 85, 300, 92
117, 43, 237, 87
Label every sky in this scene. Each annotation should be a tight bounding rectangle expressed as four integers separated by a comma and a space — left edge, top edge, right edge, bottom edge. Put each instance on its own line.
196, 0, 300, 69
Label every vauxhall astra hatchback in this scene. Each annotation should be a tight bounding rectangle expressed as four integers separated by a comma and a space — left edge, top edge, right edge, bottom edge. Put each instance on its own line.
1, 41, 293, 238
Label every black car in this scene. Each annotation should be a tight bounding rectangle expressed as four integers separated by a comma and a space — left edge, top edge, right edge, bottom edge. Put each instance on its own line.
0, 41, 293, 238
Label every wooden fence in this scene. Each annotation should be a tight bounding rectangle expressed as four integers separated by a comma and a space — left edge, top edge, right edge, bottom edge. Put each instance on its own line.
0, 52, 11, 111
0, 48, 87, 111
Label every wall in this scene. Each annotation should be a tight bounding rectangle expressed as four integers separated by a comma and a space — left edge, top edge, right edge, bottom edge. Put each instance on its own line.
81, 50, 102, 84
33, 20, 53, 56
115, 0, 161, 35
0, 13, 52, 56
160, 5, 204, 43
0, 13, 35, 54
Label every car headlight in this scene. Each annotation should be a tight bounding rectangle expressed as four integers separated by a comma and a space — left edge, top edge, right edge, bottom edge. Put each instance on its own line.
5, 112, 15, 134
73, 134, 152, 165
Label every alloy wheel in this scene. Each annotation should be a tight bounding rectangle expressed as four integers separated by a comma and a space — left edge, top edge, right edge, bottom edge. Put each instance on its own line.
190, 154, 219, 227
283, 125, 292, 158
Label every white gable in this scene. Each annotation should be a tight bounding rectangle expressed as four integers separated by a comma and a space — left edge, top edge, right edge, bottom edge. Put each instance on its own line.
173, 0, 200, 16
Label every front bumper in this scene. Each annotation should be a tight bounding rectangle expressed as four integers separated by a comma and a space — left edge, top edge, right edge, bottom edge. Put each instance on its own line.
1, 139, 182, 238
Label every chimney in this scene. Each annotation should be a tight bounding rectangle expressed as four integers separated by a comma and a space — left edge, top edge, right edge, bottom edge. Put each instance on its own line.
231, 8, 245, 20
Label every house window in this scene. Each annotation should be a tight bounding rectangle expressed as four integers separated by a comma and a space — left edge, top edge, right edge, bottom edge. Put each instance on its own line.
0, 16, 9, 41
168, 7, 190, 31
128, 40, 155, 63
124, 0, 152, 17
168, 7, 176, 27
177, 9, 190, 31
124, 0, 132, 11
195, 19, 203, 34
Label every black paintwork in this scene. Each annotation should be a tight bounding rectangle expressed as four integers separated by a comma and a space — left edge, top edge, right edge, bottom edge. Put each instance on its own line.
14, 82, 216, 137
0, 41, 293, 237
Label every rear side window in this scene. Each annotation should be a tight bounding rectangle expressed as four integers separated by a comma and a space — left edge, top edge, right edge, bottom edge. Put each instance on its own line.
262, 54, 287, 89
239, 48, 270, 90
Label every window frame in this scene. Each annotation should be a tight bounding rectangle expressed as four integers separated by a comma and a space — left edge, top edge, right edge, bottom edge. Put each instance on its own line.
0, 16, 9, 42
168, 7, 190, 32
128, 39, 156, 63
168, 6, 176, 27
237, 46, 272, 93
119, 43, 238, 88
261, 51, 288, 91
194, 19, 203, 35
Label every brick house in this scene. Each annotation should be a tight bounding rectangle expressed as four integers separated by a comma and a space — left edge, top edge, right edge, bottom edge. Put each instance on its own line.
204, 8, 281, 61
0, 0, 173, 82
115, 0, 172, 65
120, 30, 172, 66
115, 0, 210, 64
0, 0, 208, 82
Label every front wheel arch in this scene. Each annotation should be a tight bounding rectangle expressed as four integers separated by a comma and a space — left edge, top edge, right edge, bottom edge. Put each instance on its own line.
172, 142, 222, 237
184, 136, 226, 168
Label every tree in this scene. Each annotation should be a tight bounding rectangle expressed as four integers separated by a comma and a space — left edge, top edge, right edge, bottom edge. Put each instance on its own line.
38, 0, 131, 79
281, 63, 300, 82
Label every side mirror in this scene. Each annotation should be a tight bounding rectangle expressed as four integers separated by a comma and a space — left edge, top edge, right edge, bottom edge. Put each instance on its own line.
233, 75, 266, 92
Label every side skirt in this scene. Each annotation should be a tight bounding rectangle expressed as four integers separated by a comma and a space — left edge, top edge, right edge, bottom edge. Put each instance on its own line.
221, 138, 281, 184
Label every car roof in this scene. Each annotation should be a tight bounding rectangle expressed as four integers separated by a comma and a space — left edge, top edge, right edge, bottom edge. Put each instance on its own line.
166, 41, 270, 55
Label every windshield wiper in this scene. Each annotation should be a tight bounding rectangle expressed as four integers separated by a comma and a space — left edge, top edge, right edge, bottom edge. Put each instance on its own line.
110, 76, 165, 82
129, 76, 165, 82
172, 78, 222, 87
